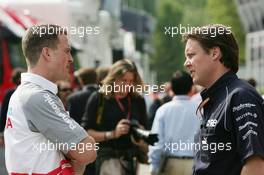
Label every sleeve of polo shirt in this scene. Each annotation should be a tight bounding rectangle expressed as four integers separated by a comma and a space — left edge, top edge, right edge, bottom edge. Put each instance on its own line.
148, 107, 165, 173
23, 90, 88, 154
231, 89, 264, 163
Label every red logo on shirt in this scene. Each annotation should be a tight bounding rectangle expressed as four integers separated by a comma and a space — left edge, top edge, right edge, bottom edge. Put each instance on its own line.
6, 117, 13, 128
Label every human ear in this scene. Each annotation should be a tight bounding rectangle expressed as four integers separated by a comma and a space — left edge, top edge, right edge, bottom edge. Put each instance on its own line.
41, 47, 52, 62
211, 47, 221, 61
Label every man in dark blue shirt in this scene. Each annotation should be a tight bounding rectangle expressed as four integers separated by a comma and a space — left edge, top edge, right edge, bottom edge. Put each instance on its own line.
183, 24, 264, 175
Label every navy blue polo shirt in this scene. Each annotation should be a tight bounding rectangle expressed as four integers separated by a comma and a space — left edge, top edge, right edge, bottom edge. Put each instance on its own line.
193, 71, 264, 175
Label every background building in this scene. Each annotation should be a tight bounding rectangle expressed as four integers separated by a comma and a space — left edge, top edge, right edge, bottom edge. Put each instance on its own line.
236, 0, 264, 89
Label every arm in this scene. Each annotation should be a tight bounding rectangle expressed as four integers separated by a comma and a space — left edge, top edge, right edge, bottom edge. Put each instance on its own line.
148, 108, 165, 174
24, 91, 97, 165
87, 119, 131, 142
241, 156, 264, 175
67, 135, 97, 164
231, 90, 264, 174
82, 92, 131, 142
64, 136, 97, 175
139, 96, 148, 129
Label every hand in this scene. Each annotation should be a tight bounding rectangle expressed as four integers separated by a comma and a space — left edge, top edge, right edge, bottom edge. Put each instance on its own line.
131, 135, 148, 153
114, 119, 130, 138
71, 160, 86, 175
130, 124, 145, 146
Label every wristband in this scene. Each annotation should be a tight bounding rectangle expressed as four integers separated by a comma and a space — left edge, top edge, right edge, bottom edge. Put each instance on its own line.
105, 131, 113, 140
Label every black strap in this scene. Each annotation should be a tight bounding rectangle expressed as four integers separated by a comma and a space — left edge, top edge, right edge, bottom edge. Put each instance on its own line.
96, 93, 104, 125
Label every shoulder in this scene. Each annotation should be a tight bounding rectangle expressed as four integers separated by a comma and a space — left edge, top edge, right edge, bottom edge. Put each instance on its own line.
132, 94, 145, 103
155, 100, 174, 115
68, 90, 85, 101
229, 79, 263, 101
87, 91, 102, 103
17, 83, 60, 109
159, 98, 197, 113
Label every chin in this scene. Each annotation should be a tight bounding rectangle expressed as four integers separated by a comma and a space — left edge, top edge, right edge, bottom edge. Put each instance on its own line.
193, 78, 200, 86
192, 78, 197, 84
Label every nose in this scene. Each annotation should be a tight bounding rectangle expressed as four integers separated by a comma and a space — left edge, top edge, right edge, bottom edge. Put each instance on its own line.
184, 59, 191, 68
69, 54, 73, 63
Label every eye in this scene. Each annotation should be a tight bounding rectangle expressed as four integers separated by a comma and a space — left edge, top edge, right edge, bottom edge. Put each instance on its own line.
65, 48, 71, 54
187, 53, 195, 59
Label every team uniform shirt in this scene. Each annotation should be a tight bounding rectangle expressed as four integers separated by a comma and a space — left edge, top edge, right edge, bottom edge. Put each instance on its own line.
4, 73, 88, 175
193, 71, 264, 175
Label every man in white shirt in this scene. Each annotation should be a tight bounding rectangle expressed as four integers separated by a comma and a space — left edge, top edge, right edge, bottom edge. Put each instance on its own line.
4, 24, 96, 175
149, 70, 200, 175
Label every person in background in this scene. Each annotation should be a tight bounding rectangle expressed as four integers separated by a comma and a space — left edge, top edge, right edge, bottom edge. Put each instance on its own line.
160, 82, 173, 104
67, 67, 98, 175
96, 67, 110, 85
82, 59, 148, 175
247, 78, 257, 88
147, 91, 162, 130
190, 85, 203, 104
148, 70, 200, 175
0, 68, 25, 145
72, 70, 82, 92
67, 67, 98, 124
147, 82, 174, 130
56, 80, 73, 110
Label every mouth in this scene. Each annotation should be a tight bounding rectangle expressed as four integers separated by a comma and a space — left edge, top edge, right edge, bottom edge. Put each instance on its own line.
190, 70, 195, 77
66, 64, 71, 73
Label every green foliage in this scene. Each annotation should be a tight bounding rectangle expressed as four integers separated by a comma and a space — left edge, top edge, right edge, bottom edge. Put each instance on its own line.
150, 0, 184, 83
150, 0, 246, 82
204, 0, 245, 64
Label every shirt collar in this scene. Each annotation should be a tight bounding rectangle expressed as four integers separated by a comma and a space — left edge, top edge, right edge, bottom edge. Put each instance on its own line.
200, 71, 237, 100
21, 73, 58, 94
83, 84, 98, 91
172, 95, 190, 101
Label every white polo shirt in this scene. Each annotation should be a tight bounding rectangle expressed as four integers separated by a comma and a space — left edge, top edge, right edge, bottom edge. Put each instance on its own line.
4, 73, 87, 175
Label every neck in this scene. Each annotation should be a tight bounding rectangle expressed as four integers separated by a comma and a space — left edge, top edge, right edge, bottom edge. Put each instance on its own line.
115, 93, 128, 99
205, 67, 230, 89
28, 66, 55, 83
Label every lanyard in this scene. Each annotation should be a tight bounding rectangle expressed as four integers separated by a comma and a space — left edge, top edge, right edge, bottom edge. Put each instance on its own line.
115, 95, 131, 119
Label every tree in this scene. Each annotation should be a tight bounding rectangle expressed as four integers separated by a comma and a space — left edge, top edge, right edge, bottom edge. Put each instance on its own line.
150, 0, 245, 82
204, 0, 245, 63
150, 0, 184, 83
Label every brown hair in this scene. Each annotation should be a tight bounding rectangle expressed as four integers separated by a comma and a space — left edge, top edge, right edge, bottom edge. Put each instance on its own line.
96, 67, 110, 83
182, 24, 239, 73
100, 59, 144, 98
22, 24, 67, 67
77, 67, 97, 85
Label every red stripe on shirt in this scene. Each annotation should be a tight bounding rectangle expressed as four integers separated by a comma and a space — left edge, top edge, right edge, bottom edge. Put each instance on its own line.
10, 159, 74, 175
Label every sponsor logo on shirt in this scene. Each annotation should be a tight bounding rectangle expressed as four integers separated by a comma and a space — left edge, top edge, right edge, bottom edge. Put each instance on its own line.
206, 119, 217, 128
232, 103, 256, 112
43, 93, 76, 130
